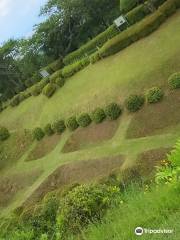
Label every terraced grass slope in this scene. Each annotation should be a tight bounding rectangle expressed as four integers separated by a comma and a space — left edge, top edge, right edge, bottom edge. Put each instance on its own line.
0, 11, 179, 217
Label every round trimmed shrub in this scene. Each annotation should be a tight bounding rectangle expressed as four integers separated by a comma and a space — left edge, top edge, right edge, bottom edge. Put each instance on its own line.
77, 113, 92, 127
146, 87, 164, 104
168, 72, 180, 89
52, 120, 66, 134
33, 127, 45, 141
91, 108, 106, 124
55, 78, 65, 88
44, 123, 54, 136
0, 127, 10, 141
66, 116, 79, 131
105, 103, 122, 120
125, 94, 145, 112
42, 83, 57, 98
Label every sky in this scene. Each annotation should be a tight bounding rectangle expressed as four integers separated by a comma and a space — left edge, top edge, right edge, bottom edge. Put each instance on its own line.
0, 0, 47, 44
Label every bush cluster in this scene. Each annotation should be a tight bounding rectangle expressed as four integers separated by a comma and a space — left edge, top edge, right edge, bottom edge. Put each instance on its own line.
66, 116, 79, 131
0, 127, 10, 141
105, 103, 122, 120
42, 83, 57, 98
168, 72, 180, 89
77, 113, 92, 127
146, 87, 164, 103
91, 108, 106, 124
33, 127, 45, 141
52, 120, 66, 134
125, 94, 145, 112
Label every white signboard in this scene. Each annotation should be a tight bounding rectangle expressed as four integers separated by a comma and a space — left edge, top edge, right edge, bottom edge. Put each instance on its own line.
114, 16, 126, 27
40, 69, 50, 78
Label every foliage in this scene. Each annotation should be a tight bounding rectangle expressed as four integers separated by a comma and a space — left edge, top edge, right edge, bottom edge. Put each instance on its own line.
126, 4, 151, 25
56, 184, 119, 237
91, 108, 106, 124
49, 70, 62, 83
10, 95, 20, 107
33, 127, 45, 141
55, 78, 65, 88
120, 0, 138, 13
42, 83, 57, 98
105, 103, 122, 120
62, 58, 90, 78
98, 0, 180, 59
155, 140, 180, 184
44, 124, 54, 136
66, 116, 79, 131
146, 87, 164, 103
30, 84, 42, 96
0, 127, 10, 141
125, 94, 145, 112
77, 113, 92, 127
168, 72, 180, 89
37, 0, 119, 59
52, 120, 66, 134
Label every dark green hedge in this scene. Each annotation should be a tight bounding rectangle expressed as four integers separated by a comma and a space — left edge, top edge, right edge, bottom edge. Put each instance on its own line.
63, 24, 119, 66
42, 83, 57, 98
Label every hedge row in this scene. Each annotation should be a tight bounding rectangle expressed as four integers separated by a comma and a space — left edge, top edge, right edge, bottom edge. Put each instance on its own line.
98, 0, 178, 58
32, 85, 166, 141
32, 103, 122, 140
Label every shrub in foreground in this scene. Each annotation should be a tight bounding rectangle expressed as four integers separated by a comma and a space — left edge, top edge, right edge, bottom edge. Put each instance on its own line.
52, 120, 66, 134
33, 127, 45, 141
146, 87, 164, 104
77, 113, 92, 127
42, 83, 57, 98
105, 103, 122, 120
91, 108, 106, 124
44, 124, 54, 136
0, 127, 10, 141
125, 94, 145, 112
66, 116, 79, 131
168, 72, 180, 89
56, 184, 119, 237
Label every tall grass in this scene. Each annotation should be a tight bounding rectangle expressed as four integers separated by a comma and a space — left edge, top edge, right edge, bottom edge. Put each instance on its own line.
71, 183, 180, 240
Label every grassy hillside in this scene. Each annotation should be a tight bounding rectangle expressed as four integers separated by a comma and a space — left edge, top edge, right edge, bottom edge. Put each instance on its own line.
0, 11, 180, 130
0, 10, 179, 220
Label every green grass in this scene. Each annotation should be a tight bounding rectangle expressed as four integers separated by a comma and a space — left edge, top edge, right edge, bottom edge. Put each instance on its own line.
70, 183, 180, 240
0, 11, 180, 131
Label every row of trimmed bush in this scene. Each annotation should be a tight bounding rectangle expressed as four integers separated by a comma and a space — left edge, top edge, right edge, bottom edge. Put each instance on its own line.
32, 84, 172, 141
33, 103, 122, 140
